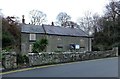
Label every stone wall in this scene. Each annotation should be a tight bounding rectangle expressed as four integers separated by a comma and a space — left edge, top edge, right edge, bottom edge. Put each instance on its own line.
46, 35, 89, 52
21, 33, 89, 54
2, 51, 17, 69
1, 47, 118, 69
28, 47, 118, 66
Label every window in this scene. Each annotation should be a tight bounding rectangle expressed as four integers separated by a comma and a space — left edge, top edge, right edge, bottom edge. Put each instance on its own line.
29, 33, 36, 41
29, 44, 32, 52
57, 36, 61, 40
75, 45, 80, 49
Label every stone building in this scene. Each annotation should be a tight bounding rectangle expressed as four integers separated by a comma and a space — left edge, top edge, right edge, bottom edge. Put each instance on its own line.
21, 24, 91, 54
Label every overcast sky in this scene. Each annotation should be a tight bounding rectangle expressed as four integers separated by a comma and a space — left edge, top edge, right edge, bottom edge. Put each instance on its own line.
0, 0, 109, 24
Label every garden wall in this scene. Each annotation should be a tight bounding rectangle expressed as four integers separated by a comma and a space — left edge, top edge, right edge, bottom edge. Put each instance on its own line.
28, 47, 118, 66
2, 47, 118, 69
2, 51, 17, 69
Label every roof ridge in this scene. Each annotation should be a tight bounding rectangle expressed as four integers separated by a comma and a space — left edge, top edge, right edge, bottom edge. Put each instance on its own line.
21, 24, 88, 37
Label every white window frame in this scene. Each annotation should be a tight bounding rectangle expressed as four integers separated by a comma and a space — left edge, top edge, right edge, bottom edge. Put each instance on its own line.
75, 45, 80, 49
29, 33, 36, 41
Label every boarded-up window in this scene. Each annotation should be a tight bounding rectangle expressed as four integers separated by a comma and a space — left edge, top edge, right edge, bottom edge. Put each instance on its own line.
29, 34, 36, 40
80, 39, 85, 47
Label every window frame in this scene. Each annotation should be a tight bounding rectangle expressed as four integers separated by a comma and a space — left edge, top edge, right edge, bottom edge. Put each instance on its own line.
29, 33, 36, 41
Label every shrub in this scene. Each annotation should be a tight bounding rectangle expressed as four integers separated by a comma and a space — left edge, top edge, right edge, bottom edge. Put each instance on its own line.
32, 38, 48, 53
16, 54, 29, 67
16, 54, 24, 65
23, 55, 29, 64
2, 32, 13, 49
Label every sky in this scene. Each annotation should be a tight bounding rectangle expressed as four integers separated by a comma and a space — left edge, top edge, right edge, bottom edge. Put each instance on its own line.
0, 0, 109, 24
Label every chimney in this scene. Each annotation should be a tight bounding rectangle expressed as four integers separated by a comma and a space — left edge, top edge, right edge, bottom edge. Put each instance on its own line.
51, 22, 54, 26
22, 15, 25, 24
71, 25, 74, 28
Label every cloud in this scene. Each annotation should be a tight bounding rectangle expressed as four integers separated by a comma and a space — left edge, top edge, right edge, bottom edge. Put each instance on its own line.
0, 0, 109, 24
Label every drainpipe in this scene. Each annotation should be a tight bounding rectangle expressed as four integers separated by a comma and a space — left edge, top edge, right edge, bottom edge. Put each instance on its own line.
88, 31, 92, 51
89, 37, 92, 51
42, 24, 48, 52
42, 24, 47, 39
88, 37, 90, 51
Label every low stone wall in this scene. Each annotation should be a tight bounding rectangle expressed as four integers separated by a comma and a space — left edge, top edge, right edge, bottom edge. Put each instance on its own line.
1, 47, 118, 69
2, 52, 17, 69
28, 47, 118, 66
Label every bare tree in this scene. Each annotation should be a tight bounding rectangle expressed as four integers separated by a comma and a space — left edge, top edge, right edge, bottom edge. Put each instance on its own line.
77, 11, 102, 35
106, 0, 120, 17
92, 13, 102, 33
105, 0, 120, 43
77, 11, 94, 34
29, 10, 47, 25
61, 21, 79, 28
56, 12, 71, 27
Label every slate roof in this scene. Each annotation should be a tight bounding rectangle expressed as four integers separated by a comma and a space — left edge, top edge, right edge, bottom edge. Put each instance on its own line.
21, 24, 44, 33
21, 24, 88, 37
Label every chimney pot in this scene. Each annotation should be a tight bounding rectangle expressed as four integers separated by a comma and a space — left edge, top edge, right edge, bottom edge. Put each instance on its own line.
71, 25, 74, 28
22, 15, 25, 24
51, 22, 54, 26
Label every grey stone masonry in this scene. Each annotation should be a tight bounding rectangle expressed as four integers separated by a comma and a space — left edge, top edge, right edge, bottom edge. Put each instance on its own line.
28, 47, 118, 66
2, 52, 17, 69
1, 47, 118, 69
